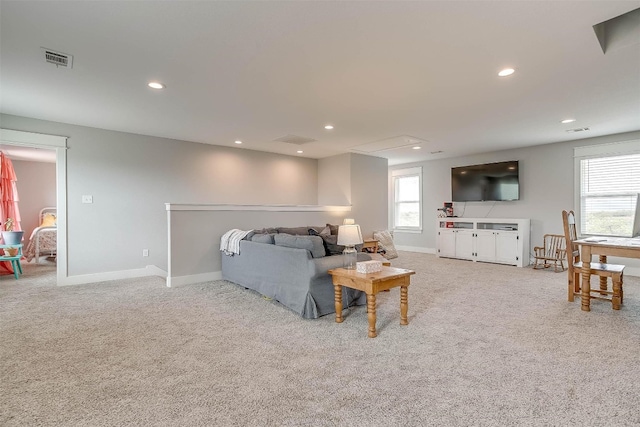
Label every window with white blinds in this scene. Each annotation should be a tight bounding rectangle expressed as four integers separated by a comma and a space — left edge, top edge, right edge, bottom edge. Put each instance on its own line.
579, 152, 640, 237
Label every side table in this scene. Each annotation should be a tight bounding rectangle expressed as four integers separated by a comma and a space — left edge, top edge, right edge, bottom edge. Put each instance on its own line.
328, 266, 415, 338
361, 239, 379, 253
0, 243, 24, 279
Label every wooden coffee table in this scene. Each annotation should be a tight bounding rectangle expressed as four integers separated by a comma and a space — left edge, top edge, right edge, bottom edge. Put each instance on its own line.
328, 266, 415, 338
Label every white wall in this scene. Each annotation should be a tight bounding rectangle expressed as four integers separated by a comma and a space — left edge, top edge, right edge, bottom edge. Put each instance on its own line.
389, 130, 640, 272
1, 113, 389, 284
318, 153, 389, 238
1, 114, 318, 276
12, 159, 56, 238
318, 154, 351, 206
350, 153, 388, 239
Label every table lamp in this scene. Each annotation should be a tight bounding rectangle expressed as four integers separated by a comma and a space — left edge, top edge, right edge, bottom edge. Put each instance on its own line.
337, 224, 363, 269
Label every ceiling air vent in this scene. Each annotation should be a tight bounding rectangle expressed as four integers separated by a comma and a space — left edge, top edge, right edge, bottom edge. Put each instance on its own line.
273, 134, 316, 145
566, 127, 590, 133
42, 48, 73, 69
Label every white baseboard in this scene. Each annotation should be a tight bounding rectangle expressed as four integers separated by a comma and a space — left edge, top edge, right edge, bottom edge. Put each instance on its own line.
59, 265, 168, 286
395, 245, 436, 254
54, 259, 638, 288
167, 271, 222, 287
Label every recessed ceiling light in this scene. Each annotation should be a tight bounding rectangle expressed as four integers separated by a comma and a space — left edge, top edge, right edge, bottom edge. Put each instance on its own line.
297, 150, 303, 154
412, 146, 421, 150
498, 68, 515, 77
324, 125, 334, 130
148, 82, 165, 89
234, 140, 242, 144
561, 119, 576, 124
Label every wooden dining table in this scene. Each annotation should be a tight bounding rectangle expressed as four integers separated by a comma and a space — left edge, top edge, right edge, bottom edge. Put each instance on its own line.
575, 237, 640, 311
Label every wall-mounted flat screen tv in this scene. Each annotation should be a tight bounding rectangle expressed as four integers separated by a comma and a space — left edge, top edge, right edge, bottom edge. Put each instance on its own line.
451, 161, 520, 202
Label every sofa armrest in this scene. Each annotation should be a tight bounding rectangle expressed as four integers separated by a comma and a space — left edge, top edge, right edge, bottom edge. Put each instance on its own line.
309, 252, 371, 277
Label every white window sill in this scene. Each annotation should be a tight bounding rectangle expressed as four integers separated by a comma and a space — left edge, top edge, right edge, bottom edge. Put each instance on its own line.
393, 228, 423, 234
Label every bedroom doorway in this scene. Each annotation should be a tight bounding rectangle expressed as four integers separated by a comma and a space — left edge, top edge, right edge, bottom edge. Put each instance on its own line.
0, 129, 67, 284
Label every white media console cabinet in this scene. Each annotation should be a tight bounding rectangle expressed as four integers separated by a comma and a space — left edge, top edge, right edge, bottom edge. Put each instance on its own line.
436, 218, 530, 267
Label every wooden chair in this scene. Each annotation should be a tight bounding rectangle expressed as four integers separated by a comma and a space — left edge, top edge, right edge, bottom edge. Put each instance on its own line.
533, 234, 566, 272
561, 210, 625, 309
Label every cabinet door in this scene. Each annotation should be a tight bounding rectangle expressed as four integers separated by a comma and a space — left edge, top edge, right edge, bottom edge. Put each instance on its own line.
495, 231, 519, 264
475, 231, 496, 262
437, 229, 456, 257
454, 230, 474, 260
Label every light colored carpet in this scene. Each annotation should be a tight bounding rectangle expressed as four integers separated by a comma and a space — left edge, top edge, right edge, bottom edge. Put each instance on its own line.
2, 253, 639, 426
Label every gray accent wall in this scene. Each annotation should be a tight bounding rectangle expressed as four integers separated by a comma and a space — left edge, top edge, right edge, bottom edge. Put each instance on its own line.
389, 130, 640, 271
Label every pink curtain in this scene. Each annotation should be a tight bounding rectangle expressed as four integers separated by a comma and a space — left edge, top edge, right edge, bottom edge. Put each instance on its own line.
0, 152, 21, 275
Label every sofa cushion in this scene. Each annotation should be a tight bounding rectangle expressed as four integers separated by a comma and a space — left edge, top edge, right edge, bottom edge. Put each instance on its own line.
252, 233, 275, 244
276, 226, 311, 236
274, 233, 326, 258
255, 227, 279, 234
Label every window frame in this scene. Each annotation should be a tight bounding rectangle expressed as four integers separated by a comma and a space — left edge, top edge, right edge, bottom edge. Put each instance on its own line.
574, 140, 640, 238
391, 167, 422, 232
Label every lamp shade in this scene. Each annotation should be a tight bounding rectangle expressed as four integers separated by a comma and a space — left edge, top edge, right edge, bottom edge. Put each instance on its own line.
337, 224, 363, 246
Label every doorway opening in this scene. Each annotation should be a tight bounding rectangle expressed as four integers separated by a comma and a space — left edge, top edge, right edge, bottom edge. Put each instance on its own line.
0, 129, 67, 284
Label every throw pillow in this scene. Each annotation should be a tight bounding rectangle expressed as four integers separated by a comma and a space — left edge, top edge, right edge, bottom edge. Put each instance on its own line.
326, 223, 339, 235
321, 234, 345, 256
251, 233, 275, 244
305, 235, 326, 258
274, 233, 326, 258
373, 230, 398, 259
308, 227, 332, 237
307, 226, 327, 235
41, 213, 57, 227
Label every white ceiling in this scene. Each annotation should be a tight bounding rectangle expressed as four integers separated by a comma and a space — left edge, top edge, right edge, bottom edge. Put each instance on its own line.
1, 1, 639, 166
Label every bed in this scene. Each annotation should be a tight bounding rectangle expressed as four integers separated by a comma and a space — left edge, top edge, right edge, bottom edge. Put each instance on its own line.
25, 207, 57, 263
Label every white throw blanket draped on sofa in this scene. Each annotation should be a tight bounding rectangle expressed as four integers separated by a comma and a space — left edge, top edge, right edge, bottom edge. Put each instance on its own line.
220, 229, 253, 255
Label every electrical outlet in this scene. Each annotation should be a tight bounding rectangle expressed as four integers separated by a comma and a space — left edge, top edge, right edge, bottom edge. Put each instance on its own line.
142, 249, 149, 257
82, 195, 93, 204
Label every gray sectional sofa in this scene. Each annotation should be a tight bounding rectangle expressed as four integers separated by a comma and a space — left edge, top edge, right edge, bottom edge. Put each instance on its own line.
221, 226, 372, 318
